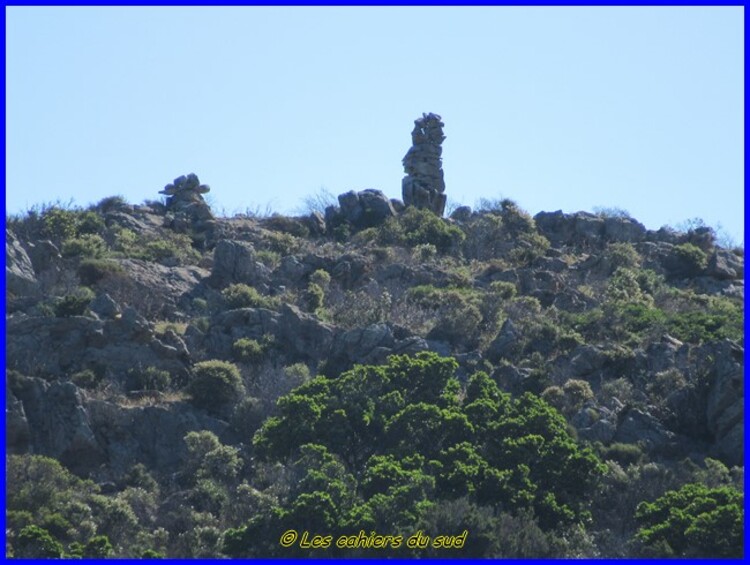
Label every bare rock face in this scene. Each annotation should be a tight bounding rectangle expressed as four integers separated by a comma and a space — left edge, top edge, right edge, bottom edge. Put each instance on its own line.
402, 113, 447, 216
6, 228, 39, 298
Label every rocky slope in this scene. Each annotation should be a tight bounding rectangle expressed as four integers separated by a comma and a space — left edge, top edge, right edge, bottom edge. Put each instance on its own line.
5, 173, 744, 557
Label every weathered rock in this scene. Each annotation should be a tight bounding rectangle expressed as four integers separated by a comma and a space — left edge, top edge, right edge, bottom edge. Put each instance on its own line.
6, 229, 38, 297
402, 112, 447, 216
211, 239, 271, 289
486, 319, 520, 362
103, 259, 210, 318
707, 249, 743, 280
337, 189, 396, 229
450, 206, 472, 222
603, 216, 646, 242
86, 398, 230, 478
9, 375, 101, 473
705, 341, 743, 465
305, 211, 327, 235
89, 292, 121, 320
24, 239, 62, 275
278, 303, 336, 362
5, 312, 190, 384
614, 407, 675, 451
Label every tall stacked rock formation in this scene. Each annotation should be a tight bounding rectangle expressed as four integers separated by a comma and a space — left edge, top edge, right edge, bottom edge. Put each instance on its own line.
402, 112, 446, 216
160, 173, 217, 247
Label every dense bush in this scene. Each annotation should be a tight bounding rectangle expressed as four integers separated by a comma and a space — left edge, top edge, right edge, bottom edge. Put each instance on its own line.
127, 366, 171, 392
634, 483, 742, 557
232, 338, 264, 364
189, 360, 245, 415
62, 234, 107, 258
379, 207, 465, 252
239, 353, 604, 557
54, 287, 95, 317
222, 284, 277, 310
77, 258, 125, 285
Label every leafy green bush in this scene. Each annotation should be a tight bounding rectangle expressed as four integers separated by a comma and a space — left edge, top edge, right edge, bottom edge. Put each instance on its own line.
40, 207, 80, 242
222, 284, 278, 310
604, 242, 641, 270
634, 483, 742, 557
666, 243, 708, 277
76, 211, 106, 235
71, 369, 102, 389
379, 207, 465, 252
54, 287, 95, 317
249, 352, 605, 555
232, 338, 264, 364
127, 366, 171, 392
562, 379, 594, 414
143, 233, 200, 264
304, 282, 325, 313
95, 195, 129, 213
62, 234, 107, 258
602, 443, 645, 467
15, 525, 64, 558
309, 269, 331, 289
263, 215, 310, 238
189, 361, 245, 415
77, 258, 125, 285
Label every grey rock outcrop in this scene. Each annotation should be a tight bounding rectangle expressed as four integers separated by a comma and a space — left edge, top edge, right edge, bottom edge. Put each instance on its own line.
210, 239, 271, 290
534, 210, 646, 245
6, 229, 39, 297
338, 189, 396, 229
402, 113, 447, 216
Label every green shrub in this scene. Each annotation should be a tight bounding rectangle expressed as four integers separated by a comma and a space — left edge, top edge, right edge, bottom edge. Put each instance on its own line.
143, 233, 200, 264
304, 282, 325, 313
509, 232, 550, 265
40, 208, 79, 242
77, 258, 125, 285
602, 442, 644, 467
541, 386, 565, 412
54, 287, 95, 317
263, 232, 299, 255
127, 366, 171, 392
562, 379, 594, 413
189, 360, 245, 415
231, 397, 265, 438
61, 234, 107, 258
605, 242, 641, 270
71, 369, 101, 389
309, 269, 331, 289
413, 243, 438, 262
463, 213, 505, 260
222, 284, 277, 310
82, 535, 113, 558
95, 195, 129, 213
489, 281, 517, 300
15, 525, 64, 558
635, 483, 742, 557
76, 211, 106, 235
379, 207, 465, 252
233, 338, 264, 364
668, 243, 708, 276
263, 215, 310, 238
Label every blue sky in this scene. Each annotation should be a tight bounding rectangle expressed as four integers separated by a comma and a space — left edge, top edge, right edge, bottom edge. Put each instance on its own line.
5, 6, 744, 244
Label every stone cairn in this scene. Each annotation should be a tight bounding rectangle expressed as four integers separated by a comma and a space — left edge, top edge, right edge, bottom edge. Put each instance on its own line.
160, 173, 217, 247
401, 112, 446, 216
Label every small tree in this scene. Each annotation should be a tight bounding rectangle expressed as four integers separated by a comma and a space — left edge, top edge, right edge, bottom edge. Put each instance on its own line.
15, 525, 64, 558
189, 360, 245, 416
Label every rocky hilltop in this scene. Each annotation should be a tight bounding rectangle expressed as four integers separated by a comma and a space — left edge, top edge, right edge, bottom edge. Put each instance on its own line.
5, 119, 744, 559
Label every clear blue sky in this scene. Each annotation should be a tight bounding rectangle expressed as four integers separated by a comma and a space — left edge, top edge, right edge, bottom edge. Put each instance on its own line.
6, 6, 744, 244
